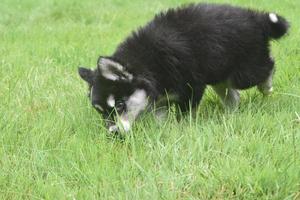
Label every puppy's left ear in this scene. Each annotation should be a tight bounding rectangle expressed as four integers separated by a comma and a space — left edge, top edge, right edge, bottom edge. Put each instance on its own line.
78, 67, 94, 84
98, 57, 133, 82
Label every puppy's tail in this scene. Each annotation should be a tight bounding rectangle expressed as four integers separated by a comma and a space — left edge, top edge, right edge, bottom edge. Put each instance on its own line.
264, 13, 289, 39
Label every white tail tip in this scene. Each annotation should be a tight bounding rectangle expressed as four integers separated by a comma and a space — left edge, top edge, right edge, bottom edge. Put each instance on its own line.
269, 13, 278, 23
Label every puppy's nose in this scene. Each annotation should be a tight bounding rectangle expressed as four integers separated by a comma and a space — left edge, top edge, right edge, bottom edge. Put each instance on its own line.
108, 125, 119, 132
105, 120, 118, 132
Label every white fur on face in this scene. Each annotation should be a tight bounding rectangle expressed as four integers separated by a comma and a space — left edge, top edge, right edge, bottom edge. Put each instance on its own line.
99, 58, 133, 81
269, 13, 278, 23
107, 94, 115, 107
119, 89, 148, 132
119, 117, 131, 132
108, 118, 130, 132
126, 89, 148, 117
108, 89, 148, 132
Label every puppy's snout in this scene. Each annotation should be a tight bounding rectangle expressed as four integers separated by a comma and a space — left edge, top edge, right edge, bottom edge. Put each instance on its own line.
108, 125, 119, 132
104, 120, 117, 132
105, 118, 131, 133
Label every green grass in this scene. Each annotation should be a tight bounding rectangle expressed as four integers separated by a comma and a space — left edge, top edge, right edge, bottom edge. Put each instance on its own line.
1, 0, 300, 199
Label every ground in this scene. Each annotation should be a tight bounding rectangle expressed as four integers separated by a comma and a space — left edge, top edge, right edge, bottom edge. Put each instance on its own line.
0, 0, 299, 199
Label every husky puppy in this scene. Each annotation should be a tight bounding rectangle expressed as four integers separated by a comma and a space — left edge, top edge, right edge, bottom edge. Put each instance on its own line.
78, 3, 289, 132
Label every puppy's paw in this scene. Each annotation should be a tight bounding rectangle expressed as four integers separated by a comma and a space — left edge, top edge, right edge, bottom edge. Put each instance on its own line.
224, 89, 240, 110
258, 86, 273, 96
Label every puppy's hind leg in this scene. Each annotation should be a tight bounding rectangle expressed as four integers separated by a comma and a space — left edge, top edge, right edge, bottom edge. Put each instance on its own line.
212, 82, 240, 110
257, 69, 274, 96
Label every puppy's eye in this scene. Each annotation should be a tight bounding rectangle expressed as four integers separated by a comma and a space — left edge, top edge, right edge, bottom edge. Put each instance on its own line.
116, 100, 125, 111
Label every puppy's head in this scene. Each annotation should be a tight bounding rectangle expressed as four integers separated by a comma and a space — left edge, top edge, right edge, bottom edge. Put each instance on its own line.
78, 57, 148, 132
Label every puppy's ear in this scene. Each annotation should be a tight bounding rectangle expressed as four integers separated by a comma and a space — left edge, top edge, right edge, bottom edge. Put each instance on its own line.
78, 67, 93, 84
98, 57, 133, 82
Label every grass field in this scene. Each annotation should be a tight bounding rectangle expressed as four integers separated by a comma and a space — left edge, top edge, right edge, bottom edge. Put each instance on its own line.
1, 0, 300, 199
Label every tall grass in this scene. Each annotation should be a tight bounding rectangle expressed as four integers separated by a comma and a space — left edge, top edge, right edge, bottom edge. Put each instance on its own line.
0, 0, 299, 199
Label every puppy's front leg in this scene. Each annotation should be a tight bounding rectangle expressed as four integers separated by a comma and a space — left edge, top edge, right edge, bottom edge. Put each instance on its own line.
257, 69, 274, 96
212, 82, 240, 109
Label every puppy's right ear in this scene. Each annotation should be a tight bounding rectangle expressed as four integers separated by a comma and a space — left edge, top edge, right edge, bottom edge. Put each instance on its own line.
78, 67, 93, 84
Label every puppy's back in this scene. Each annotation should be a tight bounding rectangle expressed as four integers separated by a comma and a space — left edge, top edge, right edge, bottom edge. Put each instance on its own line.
113, 4, 289, 86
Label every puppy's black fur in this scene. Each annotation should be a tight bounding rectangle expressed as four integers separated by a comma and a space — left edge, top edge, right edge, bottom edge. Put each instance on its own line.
79, 3, 289, 131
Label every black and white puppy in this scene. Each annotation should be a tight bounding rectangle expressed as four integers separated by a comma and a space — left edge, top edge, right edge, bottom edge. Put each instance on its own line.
78, 3, 289, 132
